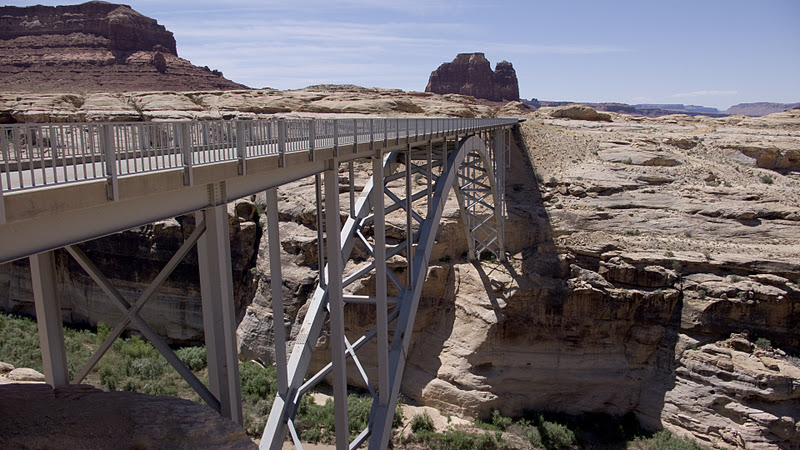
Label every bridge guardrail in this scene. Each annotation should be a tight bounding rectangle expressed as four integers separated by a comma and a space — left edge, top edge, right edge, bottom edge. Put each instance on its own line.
0, 117, 517, 196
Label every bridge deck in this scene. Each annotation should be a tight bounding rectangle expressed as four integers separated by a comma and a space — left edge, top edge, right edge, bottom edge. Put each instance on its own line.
0, 117, 518, 264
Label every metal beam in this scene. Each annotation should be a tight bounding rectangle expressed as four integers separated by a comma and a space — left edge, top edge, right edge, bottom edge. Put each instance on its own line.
65, 243, 220, 411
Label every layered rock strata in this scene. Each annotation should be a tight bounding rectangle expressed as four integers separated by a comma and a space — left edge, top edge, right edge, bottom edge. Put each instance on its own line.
0, 2, 247, 92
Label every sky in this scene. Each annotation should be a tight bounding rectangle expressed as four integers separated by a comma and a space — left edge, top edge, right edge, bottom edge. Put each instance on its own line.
6, 0, 800, 110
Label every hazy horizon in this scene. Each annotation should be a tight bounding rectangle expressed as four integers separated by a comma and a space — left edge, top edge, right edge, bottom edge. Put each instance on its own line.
5, 0, 800, 110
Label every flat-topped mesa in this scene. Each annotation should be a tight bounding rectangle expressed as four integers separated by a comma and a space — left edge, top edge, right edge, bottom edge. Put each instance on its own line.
426, 53, 520, 102
0, 1, 247, 93
0, 1, 177, 55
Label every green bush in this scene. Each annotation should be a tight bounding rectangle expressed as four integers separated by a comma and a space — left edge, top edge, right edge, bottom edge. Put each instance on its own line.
540, 419, 576, 448
176, 346, 207, 371
239, 360, 276, 404
760, 174, 774, 184
0, 313, 42, 372
411, 413, 435, 434
524, 424, 542, 447
754, 337, 772, 350
634, 429, 703, 450
414, 429, 501, 450
490, 409, 512, 431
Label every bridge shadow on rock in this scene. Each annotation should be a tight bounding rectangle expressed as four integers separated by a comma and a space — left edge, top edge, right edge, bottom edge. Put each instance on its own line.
404, 125, 681, 434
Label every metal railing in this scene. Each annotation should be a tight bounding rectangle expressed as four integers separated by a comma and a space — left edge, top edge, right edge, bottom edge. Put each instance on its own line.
1, 117, 517, 195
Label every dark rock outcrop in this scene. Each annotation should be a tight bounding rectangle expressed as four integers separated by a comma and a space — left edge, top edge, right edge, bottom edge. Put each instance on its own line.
0, 1, 248, 92
0, 1, 177, 55
426, 53, 519, 102
0, 383, 255, 449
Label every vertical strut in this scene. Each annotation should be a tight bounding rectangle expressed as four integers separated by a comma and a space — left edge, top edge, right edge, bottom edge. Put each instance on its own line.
197, 203, 243, 424
324, 164, 349, 449
266, 188, 288, 393
30, 251, 68, 388
373, 150, 389, 406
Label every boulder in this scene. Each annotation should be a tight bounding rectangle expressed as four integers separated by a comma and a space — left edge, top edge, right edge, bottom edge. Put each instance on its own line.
549, 105, 612, 122
597, 145, 683, 166
6, 368, 45, 382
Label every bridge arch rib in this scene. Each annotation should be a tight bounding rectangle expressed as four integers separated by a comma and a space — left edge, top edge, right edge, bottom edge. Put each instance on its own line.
261, 131, 508, 449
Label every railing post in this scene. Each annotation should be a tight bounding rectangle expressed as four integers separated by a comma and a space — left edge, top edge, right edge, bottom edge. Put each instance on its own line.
383, 118, 389, 147
333, 119, 339, 157
0, 177, 5, 225
353, 118, 358, 153
236, 120, 247, 175
179, 122, 193, 186
369, 119, 374, 151
49, 127, 59, 160
308, 119, 316, 162
278, 118, 286, 168
101, 124, 119, 201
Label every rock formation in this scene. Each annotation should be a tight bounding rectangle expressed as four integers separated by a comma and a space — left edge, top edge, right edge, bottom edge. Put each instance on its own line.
426, 53, 520, 102
0, 2, 247, 92
725, 102, 800, 117
0, 85, 506, 123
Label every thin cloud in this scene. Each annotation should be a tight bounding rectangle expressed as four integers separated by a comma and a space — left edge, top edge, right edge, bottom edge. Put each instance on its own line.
671, 90, 738, 98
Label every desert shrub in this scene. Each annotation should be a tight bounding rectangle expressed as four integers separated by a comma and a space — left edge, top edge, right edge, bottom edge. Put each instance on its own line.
294, 392, 398, 443
523, 423, 543, 447
760, 174, 774, 184
490, 409, 512, 431
413, 429, 501, 450
754, 337, 772, 350
240, 360, 276, 404
0, 313, 42, 372
633, 429, 703, 450
540, 420, 576, 448
412, 413, 435, 434
176, 346, 207, 371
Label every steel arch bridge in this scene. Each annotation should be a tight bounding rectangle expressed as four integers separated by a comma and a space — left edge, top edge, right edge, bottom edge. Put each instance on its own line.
0, 117, 518, 449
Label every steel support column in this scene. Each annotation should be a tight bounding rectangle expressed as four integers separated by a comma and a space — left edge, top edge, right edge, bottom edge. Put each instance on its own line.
197, 202, 243, 424
30, 251, 68, 388
324, 164, 349, 449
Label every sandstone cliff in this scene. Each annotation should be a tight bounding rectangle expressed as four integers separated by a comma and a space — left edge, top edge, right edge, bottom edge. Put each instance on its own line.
426, 53, 520, 102
0, 2, 247, 93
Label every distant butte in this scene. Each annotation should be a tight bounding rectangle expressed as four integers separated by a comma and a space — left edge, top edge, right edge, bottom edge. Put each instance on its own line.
426, 53, 520, 102
0, 1, 248, 93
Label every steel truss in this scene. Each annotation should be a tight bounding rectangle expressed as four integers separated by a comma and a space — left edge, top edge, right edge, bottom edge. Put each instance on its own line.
27, 198, 243, 424
261, 133, 506, 449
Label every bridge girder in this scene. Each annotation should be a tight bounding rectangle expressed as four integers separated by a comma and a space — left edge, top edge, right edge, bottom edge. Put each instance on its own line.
261, 133, 507, 449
